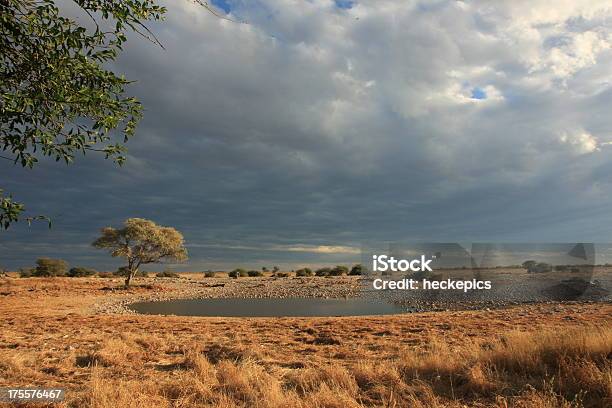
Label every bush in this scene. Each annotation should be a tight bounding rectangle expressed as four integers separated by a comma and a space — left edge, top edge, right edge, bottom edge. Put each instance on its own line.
247, 270, 263, 277
98, 272, 114, 278
19, 268, 34, 278
275, 272, 289, 277
204, 270, 216, 278
229, 269, 247, 278
33, 258, 68, 277
330, 265, 349, 276
113, 267, 148, 277
528, 262, 552, 273
315, 267, 331, 277
349, 264, 363, 275
68, 267, 97, 277
295, 268, 313, 277
114, 266, 129, 277
156, 271, 180, 278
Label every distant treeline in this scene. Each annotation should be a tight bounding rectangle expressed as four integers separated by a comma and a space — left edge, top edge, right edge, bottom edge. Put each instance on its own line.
216, 264, 364, 278
8, 258, 599, 280
11, 258, 365, 279
15, 258, 181, 279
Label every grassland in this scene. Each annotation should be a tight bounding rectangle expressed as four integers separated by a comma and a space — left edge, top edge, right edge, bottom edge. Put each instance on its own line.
0, 276, 610, 407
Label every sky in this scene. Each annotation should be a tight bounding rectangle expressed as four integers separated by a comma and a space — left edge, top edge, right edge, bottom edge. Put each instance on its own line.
2, 0, 612, 271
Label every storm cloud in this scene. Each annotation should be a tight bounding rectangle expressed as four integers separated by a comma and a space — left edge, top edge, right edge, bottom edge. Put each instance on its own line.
2, 0, 612, 271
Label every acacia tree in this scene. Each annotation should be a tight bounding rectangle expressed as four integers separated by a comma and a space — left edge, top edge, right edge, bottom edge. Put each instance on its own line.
92, 218, 187, 287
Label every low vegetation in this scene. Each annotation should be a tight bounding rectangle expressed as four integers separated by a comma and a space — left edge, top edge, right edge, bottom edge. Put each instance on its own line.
67, 267, 97, 277
295, 268, 313, 277
229, 269, 248, 278
14, 263, 368, 280
349, 264, 363, 275
155, 271, 180, 278
247, 270, 264, 277
274, 272, 289, 277
34, 258, 68, 277
315, 267, 332, 277
0, 323, 608, 407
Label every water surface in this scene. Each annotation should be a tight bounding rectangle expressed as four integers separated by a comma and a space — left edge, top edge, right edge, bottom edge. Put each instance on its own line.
130, 297, 412, 317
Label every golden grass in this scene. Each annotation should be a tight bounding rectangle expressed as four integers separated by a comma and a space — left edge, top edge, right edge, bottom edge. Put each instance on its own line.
0, 278, 610, 407
1, 326, 609, 407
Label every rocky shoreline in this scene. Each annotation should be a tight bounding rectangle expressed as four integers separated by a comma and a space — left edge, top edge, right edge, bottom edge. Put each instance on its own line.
94, 276, 362, 314
93, 275, 611, 315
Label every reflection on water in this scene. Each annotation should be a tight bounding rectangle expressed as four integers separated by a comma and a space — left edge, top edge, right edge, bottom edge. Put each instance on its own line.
130, 297, 413, 317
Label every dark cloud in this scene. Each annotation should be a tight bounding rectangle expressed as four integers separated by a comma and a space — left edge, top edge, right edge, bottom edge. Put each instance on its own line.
2, 0, 612, 271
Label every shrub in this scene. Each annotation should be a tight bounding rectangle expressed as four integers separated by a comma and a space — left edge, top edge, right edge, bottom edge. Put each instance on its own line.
156, 271, 180, 278
113, 267, 148, 277
247, 270, 263, 277
275, 272, 289, 277
229, 269, 247, 278
204, 270, 216, 278
98, 272, 114, 278
330, 265, 349, 276
295, 268, 313, 277
522, 260, 537, 271
33, 258, 68, 277
529, 262, 552, 273
410, 269, 431, 279
114, 266, 129, 277
315, 267, 331, 277
349, 264, 363, 275
68, 267, 97, 277
19, 268, 34, 278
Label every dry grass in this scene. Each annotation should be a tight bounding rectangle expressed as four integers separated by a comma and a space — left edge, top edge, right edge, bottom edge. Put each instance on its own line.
0, 327, 612, 408
0, 277, 610, 407
2, 327, 609, 407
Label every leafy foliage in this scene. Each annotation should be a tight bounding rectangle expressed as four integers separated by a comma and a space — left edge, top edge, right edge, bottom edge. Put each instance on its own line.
19, 267, 34, 277
315, 267, 331, 277
295, 267, 312, 277
274, 272, 289, 277
156, 271, 179, 278
330, 265, 348, 276
0, 0, 166, 228
33, 257, 68, 276
349, 264, 363, 275
68, 266, 97, 277
229, 268, 247, 278
247, 270, 263, 277
92, 218, 187, 286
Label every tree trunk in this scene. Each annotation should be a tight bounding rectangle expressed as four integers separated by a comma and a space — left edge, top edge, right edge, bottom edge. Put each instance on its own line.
125, 268, 137, 287
124, 260, 138, 288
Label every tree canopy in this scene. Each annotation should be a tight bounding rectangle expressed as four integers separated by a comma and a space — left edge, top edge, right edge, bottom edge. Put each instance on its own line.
92, 218, 187, 286
0, 0, 166, 228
